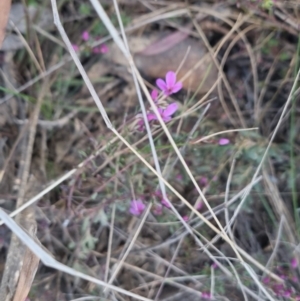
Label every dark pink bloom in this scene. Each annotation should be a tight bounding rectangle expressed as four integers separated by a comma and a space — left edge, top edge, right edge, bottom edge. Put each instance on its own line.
92, 46, 100, 54
72, 44, 79, 52
161, 198, 171, 208
129, 200, 145, 216
92, 44, 108, 54
291, 257, 298, 269
82, 30, 89, 41
182, 215, 189, 222
176, 174, 183, 181
273, 283, 284, 296
147, 103, 178, 123
199, 176, 208, 187
282, 289, 292, 298
136, 119, 145, 132
100, 44, 108, 53
291, 276, 298, 282
218, 138, 230, 145
262, 277, 270, 284
156, 71, 182, 96
201, 292, 211, 299
195, 201, 203, 210
151, 89, 159, 102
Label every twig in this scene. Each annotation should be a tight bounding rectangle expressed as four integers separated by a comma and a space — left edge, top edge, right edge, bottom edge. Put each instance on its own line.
0, 80, 48, 301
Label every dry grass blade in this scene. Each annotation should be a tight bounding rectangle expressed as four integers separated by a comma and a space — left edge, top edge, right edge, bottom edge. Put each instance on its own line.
105, 204, 152, 293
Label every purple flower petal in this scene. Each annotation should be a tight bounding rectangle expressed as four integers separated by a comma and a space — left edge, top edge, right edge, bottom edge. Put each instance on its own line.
92, 46, 101, 54
156, 78, 167, 92
171, 82, 182, 94
129, 200, 145, 216
291, 257, 298, 268
262, 277, 270, 284
201, 292, 211, 299
82, 30, 90, 41
100, 44, 108, 53
151, 89, 158, 101
163, 102, 178, 117
147, 113, 158, 121
72, 44, 79, 52
199, 176, 208, 187
165, 71, 176, 89
218, 138, 230, 145
137, 119, 144, 131
157, 107, 164, 115
162, 116, 172, 122
161, 198, 171, 208
195, 201, 203, 210
182, 215, 189, 222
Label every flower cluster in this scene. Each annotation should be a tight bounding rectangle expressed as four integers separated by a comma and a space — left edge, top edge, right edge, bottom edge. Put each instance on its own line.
129, 199, 145, 216
201, 292, 211, 299
262, 258, 300, 300
72, 30, 108, 55
128, 189, 193, 220
137, 71, 182, 131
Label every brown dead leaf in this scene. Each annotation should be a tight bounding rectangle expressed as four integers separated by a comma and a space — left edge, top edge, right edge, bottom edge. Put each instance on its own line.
135, 32, 217, 94
0, 0, 12, 49
105, 31, 217, 94
105, 35, 158, 66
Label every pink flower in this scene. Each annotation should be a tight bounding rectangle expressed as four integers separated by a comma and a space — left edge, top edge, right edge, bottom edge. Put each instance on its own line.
92, 44, 108, 54
201, 292, 211, 299
151, 89, 158, 102
100, 44, 108, 53
273, 283, 284, 296
161, 198, 171, 208
147, 103, 178, 123
72, 44, 79, 52
129, 200, 145, 216
262, 277, 270, 284
92, 46, 100, 54
282, 289, 292, 298
199, 176, 208, 187
218, 138, 230, 145
291, 257, 298, 269
82, 30, 90, 41
211, 262, 218, 269
195, 201, 203, 210
156, 71, 182, 96
182, 215, 189, 222
176, 174, 183, 181
291, 276, 298, 282
137, 119, 145, 131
